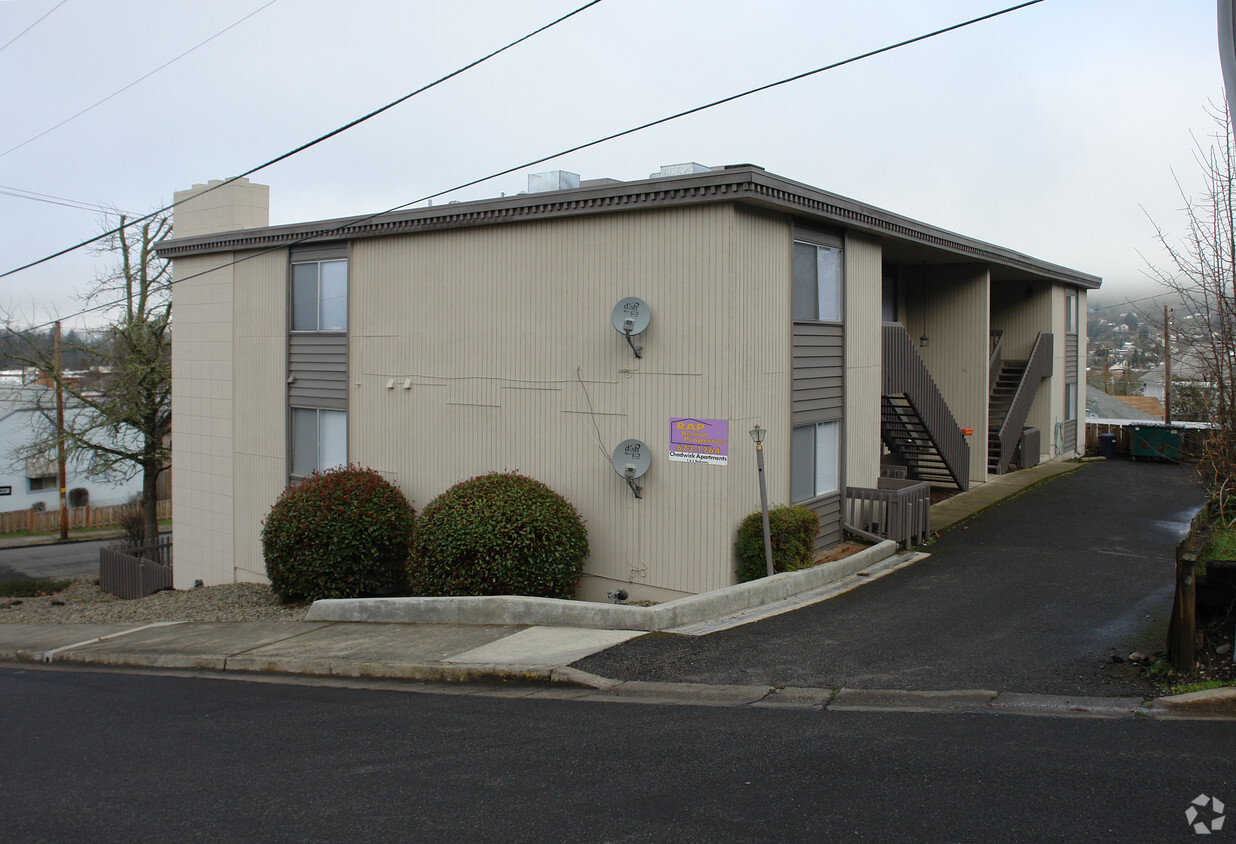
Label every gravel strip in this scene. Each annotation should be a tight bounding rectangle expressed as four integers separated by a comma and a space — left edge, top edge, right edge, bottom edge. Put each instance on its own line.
0, 576, 309, 624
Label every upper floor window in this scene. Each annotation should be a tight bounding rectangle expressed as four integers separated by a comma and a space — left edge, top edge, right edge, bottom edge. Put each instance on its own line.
1065, 290, 1078, 335
792, 240, 842, 322
292, 259, 347, 331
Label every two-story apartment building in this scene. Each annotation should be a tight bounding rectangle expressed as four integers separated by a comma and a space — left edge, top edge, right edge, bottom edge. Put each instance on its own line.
159, 164, 1098, 601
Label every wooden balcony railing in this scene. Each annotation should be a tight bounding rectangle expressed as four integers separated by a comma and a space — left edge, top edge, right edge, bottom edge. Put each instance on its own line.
844, 477, 931, 547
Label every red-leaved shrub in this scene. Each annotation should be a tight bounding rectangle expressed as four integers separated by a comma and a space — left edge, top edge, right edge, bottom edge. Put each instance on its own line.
261, 466, 414, 602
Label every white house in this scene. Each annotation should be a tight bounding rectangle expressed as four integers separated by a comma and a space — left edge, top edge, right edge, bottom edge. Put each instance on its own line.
0, 384, 144, 512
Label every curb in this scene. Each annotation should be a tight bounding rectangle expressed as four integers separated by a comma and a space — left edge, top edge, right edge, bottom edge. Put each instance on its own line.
8, 644, 1232, 718
1146, 687, 1236, 716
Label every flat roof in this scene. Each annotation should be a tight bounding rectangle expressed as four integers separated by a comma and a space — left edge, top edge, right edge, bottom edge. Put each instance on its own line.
158, 165, 1101, 289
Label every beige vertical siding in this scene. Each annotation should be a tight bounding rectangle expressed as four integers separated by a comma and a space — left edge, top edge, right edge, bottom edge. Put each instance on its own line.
170, 254, 237, 589
1047, 285, 1068, 457
911, 264, 990, 485
231, 249, 289, 581
1078, 289, 1089, 441
843, 232, 882, 489
348, 204, 791, 598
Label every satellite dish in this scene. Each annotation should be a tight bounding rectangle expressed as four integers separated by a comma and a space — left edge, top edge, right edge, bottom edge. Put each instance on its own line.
611, 297, 651, 336
611, 439, 651, 479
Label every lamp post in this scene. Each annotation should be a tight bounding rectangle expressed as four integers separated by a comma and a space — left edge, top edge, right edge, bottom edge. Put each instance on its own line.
749, 425, 775, 578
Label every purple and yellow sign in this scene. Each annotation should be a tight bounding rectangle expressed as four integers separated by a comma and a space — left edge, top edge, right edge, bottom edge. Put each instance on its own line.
669, 417, 728, 465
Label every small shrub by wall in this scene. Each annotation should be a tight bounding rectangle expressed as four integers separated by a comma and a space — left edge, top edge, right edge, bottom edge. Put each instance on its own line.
261, 466, 415, 602
410, 472, 588, 599
735, 505, 820, 582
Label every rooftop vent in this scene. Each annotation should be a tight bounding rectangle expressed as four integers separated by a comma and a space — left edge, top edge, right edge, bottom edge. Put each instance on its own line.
651, 162, 712, 178
527, 170, 580, 193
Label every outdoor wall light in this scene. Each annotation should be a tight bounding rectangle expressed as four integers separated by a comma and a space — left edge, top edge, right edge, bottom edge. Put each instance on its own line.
919, 334, 930, 348
749, 424, 774, 578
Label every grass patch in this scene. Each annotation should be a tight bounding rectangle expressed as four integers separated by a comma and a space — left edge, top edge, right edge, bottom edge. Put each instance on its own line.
0, 577, 72, 598
1165, 679, 1236, 696
0, 518, 172, 540
1201, 522, 1236, 561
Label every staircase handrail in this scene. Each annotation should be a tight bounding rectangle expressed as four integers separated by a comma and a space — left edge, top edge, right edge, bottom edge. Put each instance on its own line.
882, 323, 969, 489
996, 331, 1053, 472
989, 330, 1004, 395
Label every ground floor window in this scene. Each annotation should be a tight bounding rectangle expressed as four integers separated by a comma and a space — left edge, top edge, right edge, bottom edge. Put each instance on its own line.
791, 420, 840, 503
291, 407, 347, 477
27, 474, 56, 492
1065, 382, 1077, 421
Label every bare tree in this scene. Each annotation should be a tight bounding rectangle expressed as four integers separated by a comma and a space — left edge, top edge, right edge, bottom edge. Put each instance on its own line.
1144, 104, 1236, 519
3, 212, 171, 543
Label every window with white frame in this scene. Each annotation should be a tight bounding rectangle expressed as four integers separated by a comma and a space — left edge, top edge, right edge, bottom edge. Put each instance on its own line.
292, 259, 348, 332
791, 420, 840, 503
1065, 290, 1078, 334
792, 240, 842, 322
1065, 382, 1077, 421
291, 407, 347, 477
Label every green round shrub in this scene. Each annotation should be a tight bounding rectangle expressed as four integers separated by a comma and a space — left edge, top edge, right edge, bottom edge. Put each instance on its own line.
410, 472, 588, 598
735, 505, 820, 582
261, 466, 415, 602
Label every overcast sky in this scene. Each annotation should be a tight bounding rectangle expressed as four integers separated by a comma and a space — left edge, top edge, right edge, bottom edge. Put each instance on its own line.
0, 0, 1224, 328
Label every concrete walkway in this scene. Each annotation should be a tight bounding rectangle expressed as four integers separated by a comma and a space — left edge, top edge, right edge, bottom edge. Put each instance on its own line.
1, 459, 1231, 718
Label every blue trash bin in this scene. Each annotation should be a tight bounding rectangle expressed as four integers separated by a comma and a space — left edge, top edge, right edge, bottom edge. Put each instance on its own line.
1098, 432, 1117, 459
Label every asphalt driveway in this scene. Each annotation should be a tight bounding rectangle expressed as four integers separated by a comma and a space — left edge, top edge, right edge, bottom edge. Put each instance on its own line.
573, 459, 1207, 696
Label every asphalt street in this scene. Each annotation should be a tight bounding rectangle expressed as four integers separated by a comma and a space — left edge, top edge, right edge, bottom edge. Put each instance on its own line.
575, 459, 1207, 697
3, 666, 1233, 843
0, 537, 112, 581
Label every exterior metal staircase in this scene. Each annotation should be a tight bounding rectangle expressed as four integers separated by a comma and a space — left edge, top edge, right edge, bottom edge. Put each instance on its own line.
986, 330, 1053, 476
880, 323, 969, 489
987, 360, 1027, 474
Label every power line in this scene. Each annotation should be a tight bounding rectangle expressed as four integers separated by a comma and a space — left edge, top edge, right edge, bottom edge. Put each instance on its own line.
0, 184, 132, 216
14, 0, 1047, 331
1, 0, 281, 159
0, 0, 69, 56
0, 0, 607, 281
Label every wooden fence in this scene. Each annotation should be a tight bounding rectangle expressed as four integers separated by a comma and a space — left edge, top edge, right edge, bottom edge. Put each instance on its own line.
99, 535, 174, 599
0, 500, 171, 535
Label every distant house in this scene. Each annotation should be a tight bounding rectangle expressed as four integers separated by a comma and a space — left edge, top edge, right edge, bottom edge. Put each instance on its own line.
0, 385, 143, 512
158, 166, 1098, 600
1140, 347, 1212, 403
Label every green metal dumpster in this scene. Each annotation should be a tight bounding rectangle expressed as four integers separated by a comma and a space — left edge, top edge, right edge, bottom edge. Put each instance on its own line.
1130, 425, 1181, 460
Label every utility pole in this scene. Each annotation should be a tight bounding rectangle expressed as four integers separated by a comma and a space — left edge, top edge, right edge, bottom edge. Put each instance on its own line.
1163, 306, 1172, 425
53, 320, 68, 540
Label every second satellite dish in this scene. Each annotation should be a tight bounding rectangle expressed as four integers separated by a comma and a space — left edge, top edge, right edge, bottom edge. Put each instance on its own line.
611, 438, 651, 499
611, 297, 650, 358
